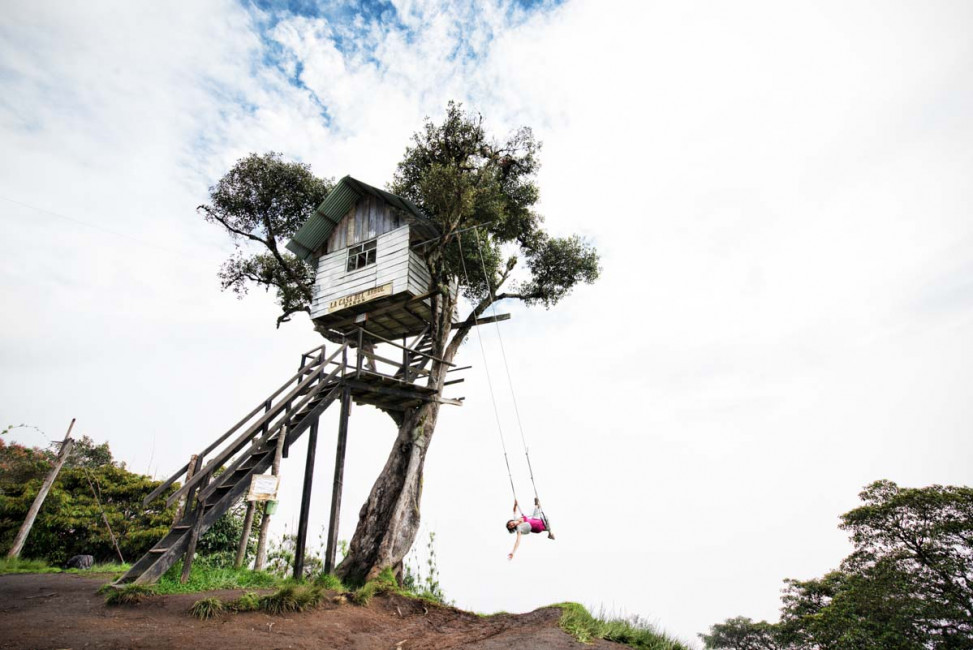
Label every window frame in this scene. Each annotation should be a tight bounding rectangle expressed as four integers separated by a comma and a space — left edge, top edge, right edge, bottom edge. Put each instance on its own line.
346, 238, 377, 272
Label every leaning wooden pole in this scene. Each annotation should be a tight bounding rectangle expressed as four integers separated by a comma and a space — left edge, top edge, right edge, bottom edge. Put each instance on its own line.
293, 416, 320, 580
7, 418, 76, 559
324, 388, 352, 574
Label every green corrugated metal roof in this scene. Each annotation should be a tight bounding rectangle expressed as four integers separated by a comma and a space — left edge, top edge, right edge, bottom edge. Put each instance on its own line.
286, 175, 438, 261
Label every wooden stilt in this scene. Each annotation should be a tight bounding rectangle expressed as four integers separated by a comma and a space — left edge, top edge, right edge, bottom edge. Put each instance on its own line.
324, 387, 352, 574
293, 416, 320, 580
234, 502, 256, 569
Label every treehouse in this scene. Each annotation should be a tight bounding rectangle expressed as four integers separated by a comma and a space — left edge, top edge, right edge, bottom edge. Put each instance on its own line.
287, 176, 441, 341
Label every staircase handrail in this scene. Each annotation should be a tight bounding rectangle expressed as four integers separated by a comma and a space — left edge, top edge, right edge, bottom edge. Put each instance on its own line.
163, 343, 347, 507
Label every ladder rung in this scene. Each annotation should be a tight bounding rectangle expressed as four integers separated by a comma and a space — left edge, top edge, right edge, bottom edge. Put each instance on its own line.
150, 548, 170, 553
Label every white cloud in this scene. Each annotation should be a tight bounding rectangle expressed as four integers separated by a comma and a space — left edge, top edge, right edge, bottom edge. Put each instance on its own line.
3, 0, 973, 644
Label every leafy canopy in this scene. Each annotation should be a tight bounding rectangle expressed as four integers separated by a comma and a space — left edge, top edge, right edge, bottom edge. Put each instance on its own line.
393, 101, 599, 309
198, 152, 332, 326
701, 480, 973, 650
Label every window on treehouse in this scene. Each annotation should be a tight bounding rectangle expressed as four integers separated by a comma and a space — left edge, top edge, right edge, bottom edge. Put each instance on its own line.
347, 239, 377, 271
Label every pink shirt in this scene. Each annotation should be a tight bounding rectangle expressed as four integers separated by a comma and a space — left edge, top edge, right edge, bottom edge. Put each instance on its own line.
523, 516, 546, 533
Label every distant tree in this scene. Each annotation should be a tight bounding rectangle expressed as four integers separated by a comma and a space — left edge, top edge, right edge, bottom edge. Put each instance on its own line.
201, 102, 600, 584
702, 480, 973, 650
699, 617, 780, 650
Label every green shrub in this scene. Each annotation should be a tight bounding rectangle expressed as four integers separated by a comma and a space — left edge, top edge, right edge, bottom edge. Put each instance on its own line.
227, 591, 262, 612
259, 584, 325, 614
104, 584, 155, 606
189, 597, 224, 620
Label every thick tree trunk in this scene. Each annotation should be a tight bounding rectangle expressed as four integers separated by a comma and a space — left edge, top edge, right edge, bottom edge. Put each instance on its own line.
335, 271, 458, 585
334, 397, 442, 584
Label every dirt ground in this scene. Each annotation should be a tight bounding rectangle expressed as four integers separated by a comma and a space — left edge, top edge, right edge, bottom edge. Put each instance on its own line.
0, 573, 621, 649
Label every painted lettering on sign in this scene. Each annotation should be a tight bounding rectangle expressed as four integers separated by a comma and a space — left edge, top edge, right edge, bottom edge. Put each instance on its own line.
328, 283, 393, 313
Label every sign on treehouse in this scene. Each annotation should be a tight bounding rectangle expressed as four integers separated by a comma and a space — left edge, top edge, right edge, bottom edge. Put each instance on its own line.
328, 282, 393, 313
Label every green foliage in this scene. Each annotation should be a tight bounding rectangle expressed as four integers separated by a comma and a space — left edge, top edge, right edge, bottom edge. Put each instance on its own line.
0, 438, 177, 565
0, 557, 61, 574
392, 101, 599, 309
198, 151, 333, 327
188, 596, 225, 620
556, 603, 690, 650
227, 591, 262, 612
699, 617, 781, 650
195, 501, 262, 568
314, 572, 346, 591
402, 530, 450, 605
350, 571, 396, 606
258, 583, 326, 614
702, 480, 973, 650
265, 527, 329, 579
154, 560, 279, 595
104, 584, 154, 606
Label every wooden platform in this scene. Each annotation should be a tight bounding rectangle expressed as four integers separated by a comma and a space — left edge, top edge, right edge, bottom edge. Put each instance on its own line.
313, 291, 434, 341
342, 371, 461, 411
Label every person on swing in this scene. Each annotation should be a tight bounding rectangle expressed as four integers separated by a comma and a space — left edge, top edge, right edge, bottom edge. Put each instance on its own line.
507, 498, 555, 559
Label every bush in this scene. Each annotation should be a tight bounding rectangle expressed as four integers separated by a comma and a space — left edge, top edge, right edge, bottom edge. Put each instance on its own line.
189, 597, 225, 620
104, 584, 155, 606
259, 584, 326, 614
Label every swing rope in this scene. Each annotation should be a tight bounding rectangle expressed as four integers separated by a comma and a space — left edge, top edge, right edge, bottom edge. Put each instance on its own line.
471, 228, 541, 504
456, 232, 518, 503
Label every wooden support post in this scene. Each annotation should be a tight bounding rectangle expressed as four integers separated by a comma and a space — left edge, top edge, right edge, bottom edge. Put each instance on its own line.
180, 471, 210, 584
293, 416, 319, 580
7, 419, 76, 559
234, 399, 271, 568
324, 387, 352, 574
234, 502, 256, 569
254, 425, 287, 571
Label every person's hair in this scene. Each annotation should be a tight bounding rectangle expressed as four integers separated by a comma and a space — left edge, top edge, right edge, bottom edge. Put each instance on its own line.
506, 519, 519, 534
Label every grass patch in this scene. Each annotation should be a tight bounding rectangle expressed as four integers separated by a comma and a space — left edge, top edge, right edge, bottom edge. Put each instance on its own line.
259, 584, 327, 614
555, 603, 691, 650
66, 562, 130, 576
0, 558, 129, 577
189, 597, 225, 620
104, 584, 155, 606
349, 567, 398, 606
227, 591, 262, 612
153, 562, 280, 595
314, 572, 346, 592
0, 558, 61, 575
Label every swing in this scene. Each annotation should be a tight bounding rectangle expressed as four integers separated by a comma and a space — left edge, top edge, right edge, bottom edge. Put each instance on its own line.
457, 230, 555, 541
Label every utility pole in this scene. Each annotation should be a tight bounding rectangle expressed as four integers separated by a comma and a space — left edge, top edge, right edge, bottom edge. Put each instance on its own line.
7, 419, 76, 559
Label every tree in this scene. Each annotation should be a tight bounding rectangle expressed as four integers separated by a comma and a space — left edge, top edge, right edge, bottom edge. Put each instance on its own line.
702, 480, 973, 650
197, 152, 333, 327
699, 617, 780, 650
200, 102, 600, 583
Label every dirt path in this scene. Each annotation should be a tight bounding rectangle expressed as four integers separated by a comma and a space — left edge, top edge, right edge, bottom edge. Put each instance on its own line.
0, 573, 620, 649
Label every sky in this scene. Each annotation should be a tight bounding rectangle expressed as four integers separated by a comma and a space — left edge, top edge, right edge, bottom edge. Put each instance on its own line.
2, 0, 973, 644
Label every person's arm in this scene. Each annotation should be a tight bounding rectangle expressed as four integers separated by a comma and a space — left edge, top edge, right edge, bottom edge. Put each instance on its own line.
513, 499, 519, 516
508, 530, 522, 560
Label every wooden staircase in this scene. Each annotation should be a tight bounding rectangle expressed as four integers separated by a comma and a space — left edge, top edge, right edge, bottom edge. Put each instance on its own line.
115, 345, 347, 585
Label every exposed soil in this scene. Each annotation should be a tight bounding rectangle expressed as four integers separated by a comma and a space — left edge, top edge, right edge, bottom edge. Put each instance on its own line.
0, 573, 620, 649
